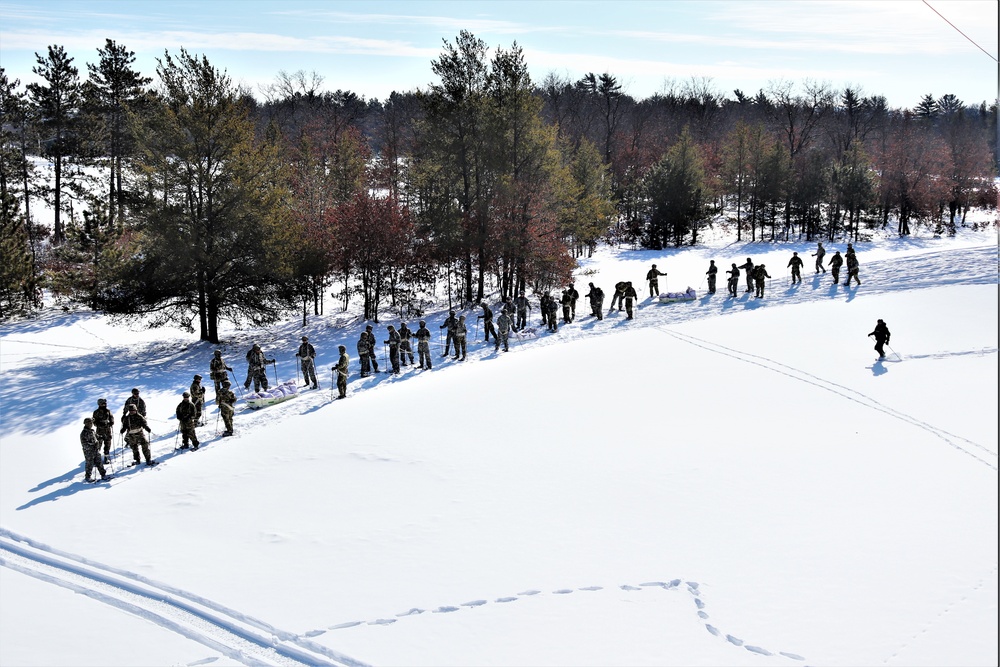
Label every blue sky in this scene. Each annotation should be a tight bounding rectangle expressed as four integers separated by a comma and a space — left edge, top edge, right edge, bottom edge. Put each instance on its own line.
1, 0, 997, 108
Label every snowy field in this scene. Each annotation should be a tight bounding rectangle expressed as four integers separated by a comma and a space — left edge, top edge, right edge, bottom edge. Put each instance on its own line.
0, 227, 997, 666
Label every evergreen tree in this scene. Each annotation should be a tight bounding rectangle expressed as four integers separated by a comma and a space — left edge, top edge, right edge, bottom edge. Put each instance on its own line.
27, 45, 81, 245
643, 127, 706, 248
84, 39, 151, 225
115, 49, 293, 342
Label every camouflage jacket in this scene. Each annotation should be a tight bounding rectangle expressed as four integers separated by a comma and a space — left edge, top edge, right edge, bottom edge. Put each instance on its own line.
296, 342, 316, 360
92, 407, 114, 430
80, 427, 99, 450
123, 396, 146, 417
120, 413, 150, 434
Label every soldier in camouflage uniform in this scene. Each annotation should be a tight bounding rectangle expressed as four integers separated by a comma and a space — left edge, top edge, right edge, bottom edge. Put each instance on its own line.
332, 346, 349, 398
296, 335, 318, 389
175, 392, 200, 450
385, 325, 401, 373
189, 375, 206, 425
829, 251, 844, 284
608, 281, 627, 313
120, 404, 155, 466
80, 418, 108, 482
245, 343, 274, 392
440, 311, 457, 356
623, 282, 638, 320
845, 244, 861, 286
362, 325, 379, 372
210, 350, 232, 397
399, 322, 415, 366
92, 398, 115, 464
416, 320, 432, 369
738, 258, 755, 293
357, 333, 372, 377
567, 284, 580, 320
542, 292, 558, 332
218, 380, 236, 436
585, 282, 604, 319
812, 242, 826, 273
646, 264, 667, 298
706, 260, 718, 294
122, 388, 146, 418
787, 252, 804, 284
753, 264, 771, 298
726, 263, 740, 297
514, 291, 531, 330
539, 292, 551, 326
560, 289, 573, 323
478, 301, 497, 343
496, 310, 513, 352
453, 315, 468, 360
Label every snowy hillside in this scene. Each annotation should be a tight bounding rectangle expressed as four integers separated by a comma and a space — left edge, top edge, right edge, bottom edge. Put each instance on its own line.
1, 231, 997, 666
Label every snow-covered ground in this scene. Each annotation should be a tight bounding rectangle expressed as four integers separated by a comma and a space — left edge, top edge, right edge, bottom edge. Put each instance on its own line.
1, 226, 997, 666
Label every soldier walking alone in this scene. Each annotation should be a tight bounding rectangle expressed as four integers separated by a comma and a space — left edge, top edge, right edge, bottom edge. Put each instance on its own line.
175, 392, 200, 450
706, 260, 718, 294
868, 319, 891, 359
296, 336, 318, 389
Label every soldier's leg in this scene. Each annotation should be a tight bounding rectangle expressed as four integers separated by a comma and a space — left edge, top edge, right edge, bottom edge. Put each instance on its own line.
84, 449, 95, 480
338, 375, 347, 398
370, 351, 379, 372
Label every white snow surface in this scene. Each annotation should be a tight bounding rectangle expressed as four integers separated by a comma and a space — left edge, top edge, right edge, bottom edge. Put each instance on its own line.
1, 228, 998, 666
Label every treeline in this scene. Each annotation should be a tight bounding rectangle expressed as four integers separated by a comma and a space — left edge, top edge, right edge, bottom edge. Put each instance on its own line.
1, 31, 996, 334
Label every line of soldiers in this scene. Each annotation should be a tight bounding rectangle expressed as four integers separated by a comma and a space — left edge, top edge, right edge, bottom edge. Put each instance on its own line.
712, 243, 861, 299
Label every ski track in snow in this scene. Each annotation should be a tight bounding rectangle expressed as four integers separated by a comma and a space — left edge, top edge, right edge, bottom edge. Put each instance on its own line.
306, 578, 806, 663
0, 528, 369, 667
654, 327, 998, 471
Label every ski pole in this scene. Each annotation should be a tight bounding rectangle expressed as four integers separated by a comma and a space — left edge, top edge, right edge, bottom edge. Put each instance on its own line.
295, 357, 301, 385
270, 361, 279, 387
886, 344, 901, 361
331, 368, 335, 401
228, 370, 245, 398
173, 425, 180, 451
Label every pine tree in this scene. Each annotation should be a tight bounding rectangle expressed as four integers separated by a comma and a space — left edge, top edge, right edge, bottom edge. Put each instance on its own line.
27, 45, 81, 245
115, 49, 294, 342
84, 39, 151, 225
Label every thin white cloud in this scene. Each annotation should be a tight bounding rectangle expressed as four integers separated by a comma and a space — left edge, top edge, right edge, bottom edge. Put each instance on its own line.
0, 28, 438, 58
266, 9, 561, 36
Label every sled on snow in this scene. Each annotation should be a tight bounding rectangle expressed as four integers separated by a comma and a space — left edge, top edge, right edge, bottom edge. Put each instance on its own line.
244, 380, 300, 409
657, 287, 697, 303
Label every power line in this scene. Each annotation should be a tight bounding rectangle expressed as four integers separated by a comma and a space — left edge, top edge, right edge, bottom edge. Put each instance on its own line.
922, 0, 998, 63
